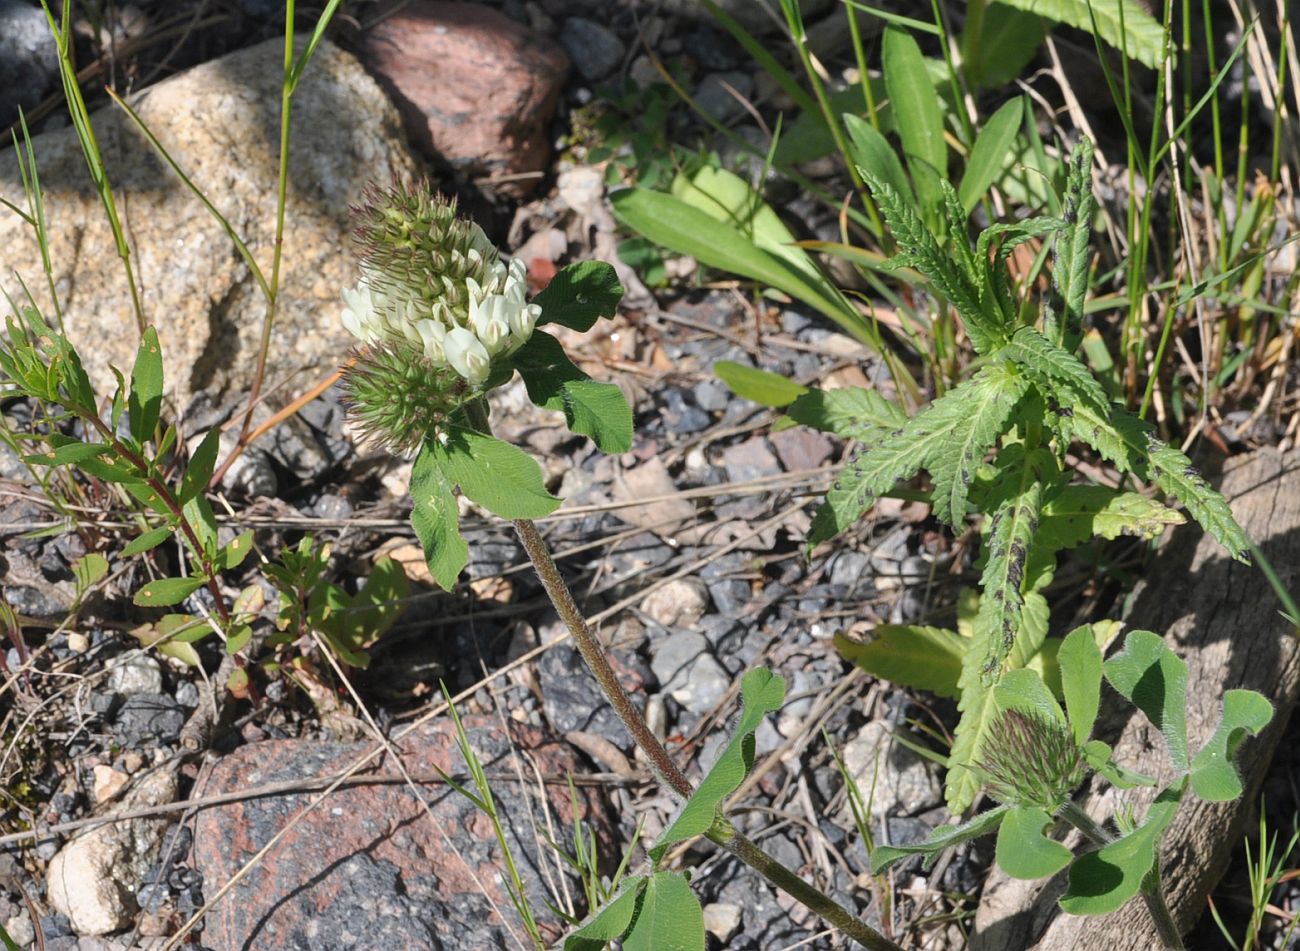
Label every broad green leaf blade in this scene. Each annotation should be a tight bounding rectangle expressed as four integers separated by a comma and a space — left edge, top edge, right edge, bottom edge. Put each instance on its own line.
651, 669, 784, 862
1057, 626, 1103, 745
134, 576, 205, 607
1038, 487, 1184, 552
72, 553, 109, 591
218, 530, 255, 571
410, 444, 469, 590
533, 261, 623, 332
808, 367, 1012, 548
510, 331, 633, 453
623, 871, 704, 951
870, 805, 1010, 873
996, 806, 1072, 880
122, 526, 174, 557
963, 6, 1047, 87
1190, 689, 1273, 802
181, 428, 222, 504
928, 364, 1028, 527
431, 427, 560, 520
958, 98, 1024, 212
842, 113, 913, 207
1063, 403, 1249, 561
564, 875, 645, 950
610, 187, 875, 347
1103, 630, 1190, 771
1060, 783, 1185, 916
1003, 326, 1110, 416
128, 326, 163, 445
834, 626, 965, 699
998, 0, 1166, 69
993, 668, 1066, 725
785, 386, 905, 441
715, 361, 809, 408
883, 26, 946, 211
948, 467, 1043, 812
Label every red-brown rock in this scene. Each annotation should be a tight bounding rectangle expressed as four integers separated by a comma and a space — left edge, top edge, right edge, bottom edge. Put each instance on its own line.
192, 717, 613, 950
361, 2, 569, 195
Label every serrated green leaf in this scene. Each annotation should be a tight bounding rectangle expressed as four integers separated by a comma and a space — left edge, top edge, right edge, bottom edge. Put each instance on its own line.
1190, 689, 1273, 801
1038, 486, 1184, 552
715, 361, 809, 408
948, 469, 1042, 812
808, 367, 1012, 548
122, 526, 173, 557
1104, 629, 1190, 771
843, 113, 913, 207
996, 806, 1072, 880
1000, 0, 1166, 69
834, 626, 966, 699
784, 386, 905, 442
651, 669, 784, 862
928, 364, 1028, 527
871, 805, 1010, 873
1003, 326, 1110, 415
958, 98, 1024, 213
1045, 138, 1095, 348
1060, 783, 1185, 916
431, 427, 560, 520
1058, 626, 1103, 745
181, 428, 221, 504
1063, 404, 1249, 560
533, 261, 623, 332
564, 875, 645, 950
623, 871, 704, 951
883, 26, 946, 213
410, 444, 469, 590
128, 327, 163, 445
134, 576, 205, 607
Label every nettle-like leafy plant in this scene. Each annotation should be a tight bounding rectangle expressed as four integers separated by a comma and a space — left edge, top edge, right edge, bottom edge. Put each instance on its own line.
729, 139, 1252, 813
870, 627, 1271, 947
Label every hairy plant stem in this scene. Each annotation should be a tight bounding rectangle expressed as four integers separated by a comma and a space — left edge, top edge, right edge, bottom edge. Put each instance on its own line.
511, 516, 903, 951
1060, 801, 1185, 950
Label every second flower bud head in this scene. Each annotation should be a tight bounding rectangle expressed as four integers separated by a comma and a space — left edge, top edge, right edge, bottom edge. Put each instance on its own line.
337, 182, 542, 451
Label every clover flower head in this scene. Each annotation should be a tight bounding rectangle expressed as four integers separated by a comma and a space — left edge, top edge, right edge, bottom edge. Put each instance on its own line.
338, 180, 542, 452
977, 708, 1086, 811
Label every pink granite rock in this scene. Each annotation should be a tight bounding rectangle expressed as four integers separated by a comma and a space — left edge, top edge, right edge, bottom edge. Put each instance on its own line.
360, 2, 569, 195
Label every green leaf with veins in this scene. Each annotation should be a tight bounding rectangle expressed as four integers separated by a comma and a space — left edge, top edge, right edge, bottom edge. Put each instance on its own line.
784, 386, 905, 442
834, 626, 966, 699
430, 426, 560, 520
533, 261, 623, 332
1104, 629, 1190, 771
511, 331, 632, 453
1190, 689, 1273, 801
409, 444, 469, 590
623, 871, 705, 951
1057, 625, 1104, 745
996, 806, 1072, 880
871, 805, 1011, 873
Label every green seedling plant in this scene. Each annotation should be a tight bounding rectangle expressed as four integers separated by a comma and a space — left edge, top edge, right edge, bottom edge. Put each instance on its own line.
870, 627, 1273, 950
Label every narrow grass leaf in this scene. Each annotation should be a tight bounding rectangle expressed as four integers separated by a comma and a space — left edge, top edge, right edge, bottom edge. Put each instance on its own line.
958, 98, 1024, 212
834, 626, 965, 699
1190, 690, 1273, 802
996, 806, 1072, 879
882, 26, 946, 210
715, 361, 809, 408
